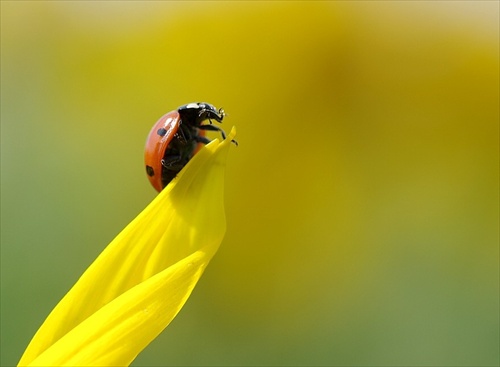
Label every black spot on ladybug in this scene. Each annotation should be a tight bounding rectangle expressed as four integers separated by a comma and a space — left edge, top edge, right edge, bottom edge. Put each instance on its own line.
146, 165, 155, 177
157, 128, 167, 137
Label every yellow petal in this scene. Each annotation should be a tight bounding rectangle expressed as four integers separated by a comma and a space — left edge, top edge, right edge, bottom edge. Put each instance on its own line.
19, 127, 236, 366
28, 249, 210, 366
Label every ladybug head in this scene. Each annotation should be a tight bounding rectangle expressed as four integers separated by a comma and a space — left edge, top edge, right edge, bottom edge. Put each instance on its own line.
178, 102, 225, 126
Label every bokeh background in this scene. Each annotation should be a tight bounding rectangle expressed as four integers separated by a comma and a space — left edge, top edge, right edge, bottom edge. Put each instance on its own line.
1, 1, 498, 366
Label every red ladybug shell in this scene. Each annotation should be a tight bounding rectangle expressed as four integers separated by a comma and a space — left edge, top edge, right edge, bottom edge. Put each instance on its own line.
144, 111, 180, 192
144, 110, 208, 192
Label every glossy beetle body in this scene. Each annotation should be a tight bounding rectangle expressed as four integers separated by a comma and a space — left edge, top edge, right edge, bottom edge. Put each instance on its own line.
144, 102, 227, 192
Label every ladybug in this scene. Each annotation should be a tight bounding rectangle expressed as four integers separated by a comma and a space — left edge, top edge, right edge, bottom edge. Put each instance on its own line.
144, 102, 231, 192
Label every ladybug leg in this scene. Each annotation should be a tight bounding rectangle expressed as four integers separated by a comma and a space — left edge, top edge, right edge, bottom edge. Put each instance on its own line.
198, 124, 227, 139
175, 124, 190, 144
195, 135, 211, 145
198, 124, 238, 146
161, 155, 184, 170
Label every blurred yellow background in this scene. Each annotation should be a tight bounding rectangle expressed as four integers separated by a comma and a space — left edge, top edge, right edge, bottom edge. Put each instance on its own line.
1, 1, 498, 366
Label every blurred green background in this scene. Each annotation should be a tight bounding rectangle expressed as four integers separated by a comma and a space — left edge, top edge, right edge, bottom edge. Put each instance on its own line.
1, 1, 498, 366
